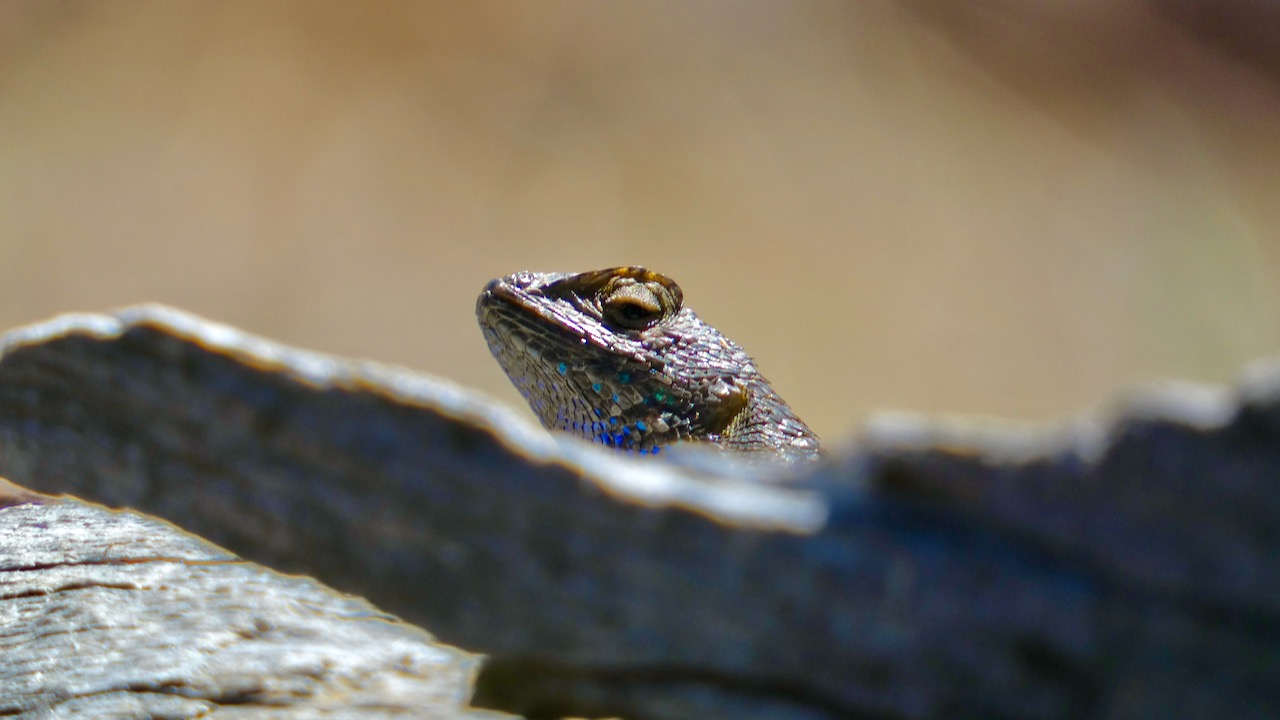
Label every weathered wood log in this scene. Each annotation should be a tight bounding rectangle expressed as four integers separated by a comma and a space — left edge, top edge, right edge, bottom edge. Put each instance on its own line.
0, 477, 499, 718
0, 305, 1276, 719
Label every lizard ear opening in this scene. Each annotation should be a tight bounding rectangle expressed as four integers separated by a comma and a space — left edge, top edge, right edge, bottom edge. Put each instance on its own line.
698, 382, 751, 439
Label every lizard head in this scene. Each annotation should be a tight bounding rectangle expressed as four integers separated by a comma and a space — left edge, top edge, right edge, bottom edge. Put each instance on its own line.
477, 266, 758, 454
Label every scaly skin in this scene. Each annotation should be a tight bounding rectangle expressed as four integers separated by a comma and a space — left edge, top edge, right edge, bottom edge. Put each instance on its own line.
476, 267, 821, 458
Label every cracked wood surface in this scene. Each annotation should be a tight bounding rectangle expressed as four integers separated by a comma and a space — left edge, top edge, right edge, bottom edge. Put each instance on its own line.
0, 485, 500, 719
0, 305, 1277, 719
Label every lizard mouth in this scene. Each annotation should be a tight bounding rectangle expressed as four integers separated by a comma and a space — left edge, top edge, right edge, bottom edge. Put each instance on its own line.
476, 276, 590, 348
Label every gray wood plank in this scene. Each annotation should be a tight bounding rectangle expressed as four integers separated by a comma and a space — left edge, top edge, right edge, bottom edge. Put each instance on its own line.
0, 483, 502, 718
0, 305, 1276, 719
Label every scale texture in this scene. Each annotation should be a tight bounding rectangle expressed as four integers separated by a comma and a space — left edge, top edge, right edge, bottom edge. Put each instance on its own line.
477, 267, 821, 457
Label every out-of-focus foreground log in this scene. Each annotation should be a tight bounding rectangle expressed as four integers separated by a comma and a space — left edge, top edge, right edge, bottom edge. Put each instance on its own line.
0, 477, 498, 719
0, 306, 1276, 719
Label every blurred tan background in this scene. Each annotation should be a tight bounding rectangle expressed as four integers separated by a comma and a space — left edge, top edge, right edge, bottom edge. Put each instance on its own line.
2, 1, 1278, 445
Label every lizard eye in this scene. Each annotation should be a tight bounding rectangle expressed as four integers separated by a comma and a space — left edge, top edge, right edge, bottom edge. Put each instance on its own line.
602, 284, 666, 330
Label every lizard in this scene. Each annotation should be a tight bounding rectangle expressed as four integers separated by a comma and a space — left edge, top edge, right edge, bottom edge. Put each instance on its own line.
476, 266, 821, 458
